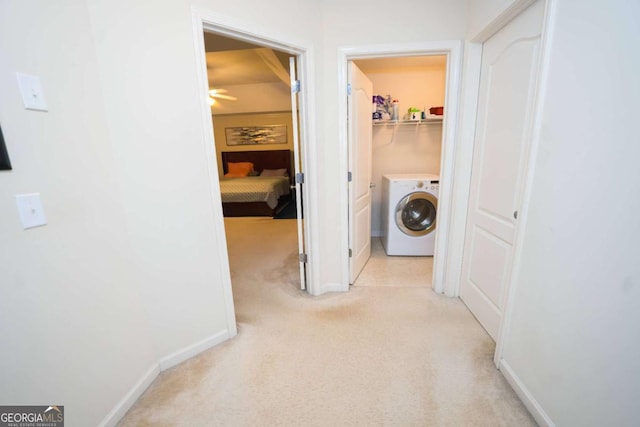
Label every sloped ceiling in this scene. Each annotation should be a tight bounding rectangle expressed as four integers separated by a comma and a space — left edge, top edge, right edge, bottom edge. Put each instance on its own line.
203, 32, 291, 87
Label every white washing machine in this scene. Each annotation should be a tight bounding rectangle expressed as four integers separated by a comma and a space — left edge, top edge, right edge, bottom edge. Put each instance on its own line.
381, 174, 439, 256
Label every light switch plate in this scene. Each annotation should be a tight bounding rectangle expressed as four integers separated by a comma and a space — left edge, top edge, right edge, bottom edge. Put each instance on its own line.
16, 193, 47, 229
16, 72, 48, 112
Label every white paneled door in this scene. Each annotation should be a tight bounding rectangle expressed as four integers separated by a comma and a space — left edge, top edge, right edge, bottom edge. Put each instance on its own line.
348, 61, 373, 284
460, 0, 544, 340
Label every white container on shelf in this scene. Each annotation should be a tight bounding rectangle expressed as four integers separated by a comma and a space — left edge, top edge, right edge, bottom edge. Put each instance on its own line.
391, 100, 399, 121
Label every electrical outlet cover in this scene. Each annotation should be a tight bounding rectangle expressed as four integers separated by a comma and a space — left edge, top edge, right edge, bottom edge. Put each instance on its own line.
16, 193, 47, 229
16, 73, 48, 112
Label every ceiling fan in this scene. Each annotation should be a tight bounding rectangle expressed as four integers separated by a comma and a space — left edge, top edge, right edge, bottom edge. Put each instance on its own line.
208, 88, 237, 105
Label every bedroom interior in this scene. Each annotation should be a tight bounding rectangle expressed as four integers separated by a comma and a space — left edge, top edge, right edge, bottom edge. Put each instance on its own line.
205, 32, 298, 220
204, 31, 303, 290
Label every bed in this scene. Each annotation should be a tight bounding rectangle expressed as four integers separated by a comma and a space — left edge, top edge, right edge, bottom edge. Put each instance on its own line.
220, 150, 293, 217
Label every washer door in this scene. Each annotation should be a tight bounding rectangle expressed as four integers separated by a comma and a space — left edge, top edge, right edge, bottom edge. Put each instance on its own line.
395, 191, 438, 237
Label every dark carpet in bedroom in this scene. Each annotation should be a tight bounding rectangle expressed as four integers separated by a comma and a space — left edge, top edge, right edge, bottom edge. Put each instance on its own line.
273, 200, 297, 219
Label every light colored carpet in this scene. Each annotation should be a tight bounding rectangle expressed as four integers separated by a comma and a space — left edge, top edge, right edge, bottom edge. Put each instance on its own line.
118, 218, 535, 427
353, 238, 433, 288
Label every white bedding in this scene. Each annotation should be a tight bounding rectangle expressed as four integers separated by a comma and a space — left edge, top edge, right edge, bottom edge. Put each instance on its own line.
219, 176, 290, 209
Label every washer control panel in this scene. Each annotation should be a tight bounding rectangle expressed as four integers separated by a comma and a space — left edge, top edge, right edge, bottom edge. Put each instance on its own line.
416, 180, 439, 191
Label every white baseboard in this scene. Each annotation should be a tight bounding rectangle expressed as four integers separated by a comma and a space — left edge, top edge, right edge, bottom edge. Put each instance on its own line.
98, 363, 159, 427
101, 329, 232, 426
499, 359, 555, 427
158, 329, 230, 371
320, 282, 349, 294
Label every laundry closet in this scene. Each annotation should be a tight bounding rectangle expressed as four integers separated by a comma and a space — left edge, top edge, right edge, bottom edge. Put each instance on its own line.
352, 56, 447, 243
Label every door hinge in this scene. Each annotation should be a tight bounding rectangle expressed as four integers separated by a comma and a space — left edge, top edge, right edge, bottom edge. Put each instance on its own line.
347, 83, 352, 96
295, 172, 304, 184
292, 80, 301, 93
349, 248, 352, 258
299, 253, 308, 263
348, 171, 352, 182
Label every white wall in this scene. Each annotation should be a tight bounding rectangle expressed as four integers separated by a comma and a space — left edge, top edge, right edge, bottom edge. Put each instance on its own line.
84, 0, 236, 363
366, 68, 446, 121
466, 0, 518, 38
0, 1, 157, 425
364, 67, 446, 236
498, 0, 640, 425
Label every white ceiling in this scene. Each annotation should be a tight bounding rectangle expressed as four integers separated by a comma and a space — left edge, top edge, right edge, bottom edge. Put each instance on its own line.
206, 49, 286, 86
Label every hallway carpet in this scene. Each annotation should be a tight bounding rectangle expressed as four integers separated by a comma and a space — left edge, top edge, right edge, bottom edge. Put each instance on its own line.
118, 218, 535, 426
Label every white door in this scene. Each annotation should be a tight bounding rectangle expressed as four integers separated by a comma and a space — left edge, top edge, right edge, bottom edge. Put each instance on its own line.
348, 61, 373, 284
459, 0, 544, 340
289, 57, 307, 290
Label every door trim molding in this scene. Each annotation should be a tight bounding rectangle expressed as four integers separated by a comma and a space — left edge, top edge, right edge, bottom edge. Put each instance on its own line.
189, 9, 320, 332
440, 41, 482, 297
470, 0, 539, 42
337, 41, 463, 293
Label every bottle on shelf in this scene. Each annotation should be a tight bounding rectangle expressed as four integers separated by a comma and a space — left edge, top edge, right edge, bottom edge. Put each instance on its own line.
391, 100, 399, 121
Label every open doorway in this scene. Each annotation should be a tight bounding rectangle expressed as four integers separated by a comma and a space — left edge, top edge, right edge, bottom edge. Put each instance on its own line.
349, 55, 447, 288
200, 29, 310, 322
338, 42, 463, 293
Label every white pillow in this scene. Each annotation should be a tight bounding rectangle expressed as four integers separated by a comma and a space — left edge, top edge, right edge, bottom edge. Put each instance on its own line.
260, 168, 287, 177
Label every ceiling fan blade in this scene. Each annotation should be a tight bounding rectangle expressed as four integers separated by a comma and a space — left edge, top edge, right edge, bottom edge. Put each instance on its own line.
208, 88, 236, 104
211, 93, 237, 101
209, 88, 228, 95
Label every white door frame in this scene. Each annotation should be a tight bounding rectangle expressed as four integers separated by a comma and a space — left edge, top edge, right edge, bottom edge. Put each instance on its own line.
337, 41, 463, 293
190, 8, 320, 337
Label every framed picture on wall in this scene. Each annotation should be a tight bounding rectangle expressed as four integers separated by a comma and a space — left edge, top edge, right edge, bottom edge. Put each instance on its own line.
0, 124, 12, 171
225, 125, 287, 146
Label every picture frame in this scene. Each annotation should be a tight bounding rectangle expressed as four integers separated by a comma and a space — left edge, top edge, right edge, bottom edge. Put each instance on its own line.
0, 124, 12, 171
225, 125, 287, 146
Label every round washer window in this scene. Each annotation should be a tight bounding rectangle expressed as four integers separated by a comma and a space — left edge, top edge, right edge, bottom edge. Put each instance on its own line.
395, 192, 438, 237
